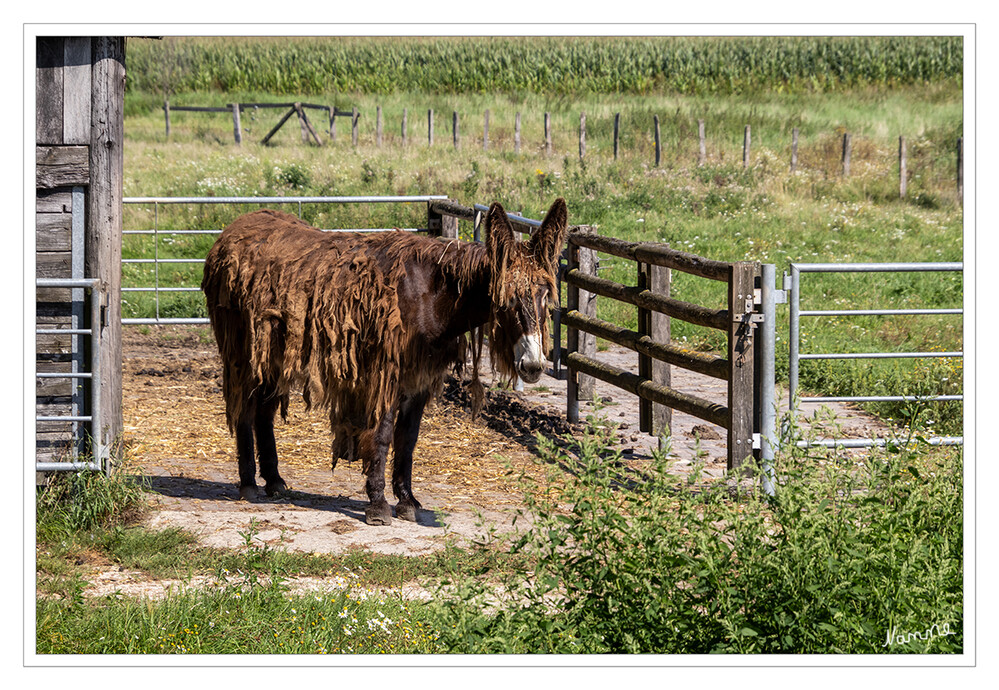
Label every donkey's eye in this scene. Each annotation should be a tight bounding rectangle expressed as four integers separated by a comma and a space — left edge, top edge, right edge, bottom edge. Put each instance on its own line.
506, 296, 517, 310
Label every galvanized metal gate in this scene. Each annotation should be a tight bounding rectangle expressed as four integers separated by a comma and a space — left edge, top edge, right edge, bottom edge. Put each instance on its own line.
786, 261, 964, 448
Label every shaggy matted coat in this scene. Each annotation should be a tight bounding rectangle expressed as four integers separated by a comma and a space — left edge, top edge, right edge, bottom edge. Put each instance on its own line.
201, 202, 567, 487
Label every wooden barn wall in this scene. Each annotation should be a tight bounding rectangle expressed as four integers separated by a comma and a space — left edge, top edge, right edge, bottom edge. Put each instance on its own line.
35, 36, 93, 463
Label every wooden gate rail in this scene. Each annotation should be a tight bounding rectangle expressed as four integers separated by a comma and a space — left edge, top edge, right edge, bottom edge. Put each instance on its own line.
564, 230, 760, 470
564, 268, 729, 331
560, 309, 729, 380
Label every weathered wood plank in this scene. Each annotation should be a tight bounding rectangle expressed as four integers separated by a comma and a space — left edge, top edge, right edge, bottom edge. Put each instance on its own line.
566, 352, 729, 429
569, 232, 731, 282
561, 309, 728, 380
565, 269, 729, 331
37, 251, 72, 278
429, 199, 476, 223
36, 146, 89, 188
36, 211, 72, 251
36, 37, 64, 145
62, 37, 92, 145
36, 188, 73, 213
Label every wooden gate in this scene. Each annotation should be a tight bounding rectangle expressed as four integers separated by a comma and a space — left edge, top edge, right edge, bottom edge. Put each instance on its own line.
560, 231, 760, 470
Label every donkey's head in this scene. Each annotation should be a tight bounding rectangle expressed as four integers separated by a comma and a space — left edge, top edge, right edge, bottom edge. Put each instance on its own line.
485, 198, 568, 384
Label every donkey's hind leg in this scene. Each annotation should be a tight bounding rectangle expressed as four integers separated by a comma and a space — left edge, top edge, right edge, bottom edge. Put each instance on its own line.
392, 392, 429, 522
236, 406, 259, 500
255, 389, 288, 496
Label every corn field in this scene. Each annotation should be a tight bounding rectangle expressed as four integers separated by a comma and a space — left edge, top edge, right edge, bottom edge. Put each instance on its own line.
126, 36, 963, 97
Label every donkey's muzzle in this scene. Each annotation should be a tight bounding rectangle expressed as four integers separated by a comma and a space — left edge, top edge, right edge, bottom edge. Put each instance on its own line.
515, 334, 545, 384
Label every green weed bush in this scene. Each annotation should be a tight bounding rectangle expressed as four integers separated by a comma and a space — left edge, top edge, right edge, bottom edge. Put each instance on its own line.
432, 422, 963, 654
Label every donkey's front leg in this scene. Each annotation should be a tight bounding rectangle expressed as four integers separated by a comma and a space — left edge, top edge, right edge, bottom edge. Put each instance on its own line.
362, 410, 397, 526
392, 392, 429, 522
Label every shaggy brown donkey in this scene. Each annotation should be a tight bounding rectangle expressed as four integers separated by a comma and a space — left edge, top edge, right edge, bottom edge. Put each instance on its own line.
201, 198, 568, 525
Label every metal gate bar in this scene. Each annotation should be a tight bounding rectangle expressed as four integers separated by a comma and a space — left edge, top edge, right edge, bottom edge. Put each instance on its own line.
35, 278, 106, 474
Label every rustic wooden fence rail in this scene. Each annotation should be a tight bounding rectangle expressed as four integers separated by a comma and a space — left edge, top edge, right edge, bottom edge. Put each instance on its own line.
163, 101, 963, 193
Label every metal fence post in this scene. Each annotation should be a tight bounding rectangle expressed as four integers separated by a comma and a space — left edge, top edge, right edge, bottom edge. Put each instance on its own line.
788, 263, 801, 412
756, 264, 777, 496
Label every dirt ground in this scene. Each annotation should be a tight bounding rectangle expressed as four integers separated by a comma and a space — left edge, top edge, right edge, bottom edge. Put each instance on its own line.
119, 325, 886, 548
82, 325, 888, 598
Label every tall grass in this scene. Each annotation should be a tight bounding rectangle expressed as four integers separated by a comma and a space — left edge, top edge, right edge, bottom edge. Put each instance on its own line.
430, 422, 963, 654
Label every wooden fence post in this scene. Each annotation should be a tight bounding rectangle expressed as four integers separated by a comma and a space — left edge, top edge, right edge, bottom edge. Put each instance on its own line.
351, 107, 359, 147
329, 109, 336, 142
727, 261, 758, 470
790, 127, 799, 173
453, 111, 460, 150
427, 202, 459, 239
899, 135, 907, 199
401, 107, 408, 146
231, 103, 242, 145
376, 106, 383, 147
743, 125, 751, 169
544, 112, 552, 156
428, 108, 433, 146
164, 100, 171, 138
613, 113, 620, 160
638, 260, 671, 439
483, 109, 489, 150
957, 137, 963, 201
698, 119, 706, 167
654, 115, 662, 167
842, 132, 852, 177
515, 112, 521, 154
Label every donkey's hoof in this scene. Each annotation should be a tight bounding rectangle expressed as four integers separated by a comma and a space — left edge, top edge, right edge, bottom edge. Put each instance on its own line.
238, 485, 259, 501
365, 502, 393, 526
395, 502, 419, 523
264, 480, 288, 497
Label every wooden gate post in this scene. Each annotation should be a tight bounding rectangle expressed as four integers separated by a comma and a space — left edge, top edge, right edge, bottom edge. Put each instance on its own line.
566, 227, 597, 422
638, 259, 671, 439
727, 261, 759, 470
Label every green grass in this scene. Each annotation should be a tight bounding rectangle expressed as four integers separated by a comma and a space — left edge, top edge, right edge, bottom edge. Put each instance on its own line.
36, 417, 962, 655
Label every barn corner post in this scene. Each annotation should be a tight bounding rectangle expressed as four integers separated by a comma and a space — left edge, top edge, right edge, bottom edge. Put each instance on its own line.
87, 36, 125, 471
727, 260, 758, 472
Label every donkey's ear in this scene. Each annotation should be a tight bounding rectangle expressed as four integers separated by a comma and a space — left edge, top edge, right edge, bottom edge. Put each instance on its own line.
485, 202, 516, 263
529, 197, 568, 271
